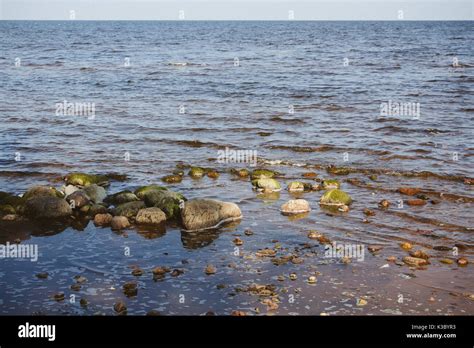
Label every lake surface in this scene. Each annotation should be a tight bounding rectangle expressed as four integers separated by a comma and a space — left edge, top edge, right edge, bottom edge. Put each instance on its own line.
0, 21, 473, 315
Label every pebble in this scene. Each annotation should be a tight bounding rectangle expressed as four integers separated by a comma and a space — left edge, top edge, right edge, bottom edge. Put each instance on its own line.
123, 281, 138, 297
80, 298, 88, 307
53, 293, 65, 301
378, 199, 390, 208
114, 301, 127, 314
131, 268, 144, 276
36, 272, 49, 279
289, 273, 297, 281
205, 265, 217, 275
307, 276, 317, 284
171, 269, 184, 277
70, 284, 81, 291
233, 237, 243, 246
368, 245, 383, 253
74, 275, 87, 284
439, 258, 454, 265
400, 242, 413, 250
256, 249, 276, 257
356, 298, 368, 306
231, 310, 246, 316
406, 199, 427, 206
386, 256, 397, 262
403, 256, 429, 267
363, 208, 376, 216
409, 250, 430, 260
457, 257, 469, 266
244, 228, 254, 236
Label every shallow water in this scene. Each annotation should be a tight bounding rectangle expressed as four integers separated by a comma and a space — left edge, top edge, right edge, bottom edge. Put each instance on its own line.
0, 21, 473, 315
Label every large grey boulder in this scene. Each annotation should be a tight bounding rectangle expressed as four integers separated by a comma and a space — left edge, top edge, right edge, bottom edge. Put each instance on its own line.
181, 199, 242, 231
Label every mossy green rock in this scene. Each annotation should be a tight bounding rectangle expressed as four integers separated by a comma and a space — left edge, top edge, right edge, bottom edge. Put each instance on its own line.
134, 185, 167, 200
251, 169, 277, 180
0, 204, 16, 215
144, 190, 186, 219
0, 193, 25, 209
65, 173, 109, 187
322, 179, 340, 190
287, 181, 305, 192
320, 189, 352, 206
105, 190, 139, 205
112, 201, 146, 219
252, 178, 281, 192
23, 186, 64, 200
188, 167, 205, 178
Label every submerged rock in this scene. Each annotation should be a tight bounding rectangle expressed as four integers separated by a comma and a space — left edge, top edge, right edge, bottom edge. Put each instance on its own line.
23, 196, 72, 219
134, 185, 167, 200
144, 189, 186, 219
287, 181, 305, 192
251, 169, 278, 180
112, 201, 146, 219
319, 189, 352, 206
135, 207, 166, 225
23, 186, 64, 200
406, 199, 427, 206
188, 167, 205, 178
104, 190, 139, 205
231, 168, 250, 178
207, 170, 220, 179
403, 256, 429, 267
111, 216, 130, 230
82, 184, 107, 204
181, 199, 242, 231
379, 199, 390, 208
65, 172, 109, 187
252, 178, 281, 192
161, 174, 183, 183
322, 179, 340, 190
398, 187, 421, 196
280, 199, 311, 215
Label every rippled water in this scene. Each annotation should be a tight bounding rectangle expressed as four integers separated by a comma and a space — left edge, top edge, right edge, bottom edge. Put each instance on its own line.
0, 21, 473, 315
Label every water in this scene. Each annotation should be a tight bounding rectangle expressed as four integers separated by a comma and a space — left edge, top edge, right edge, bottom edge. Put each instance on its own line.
0, 21, 473, 315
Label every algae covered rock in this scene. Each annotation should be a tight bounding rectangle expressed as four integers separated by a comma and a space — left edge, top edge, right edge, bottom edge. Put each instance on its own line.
287, 181, 305, 192
144, 190, 186, 219
319, 189, 352, 206
162, 174, 183, 184
64, 173, 109, 187
112, 201, 146, 219
181, 199, 242, 231
23, 186, 64, 200
252, 178, 281, 192
322, 179, 340, 190
24, 196, 72, 219
251, 169, 278, 180
188, 167, 205, 178
105, 190, 139, 205
134, 185, 167, 200
136, 207, 166, 225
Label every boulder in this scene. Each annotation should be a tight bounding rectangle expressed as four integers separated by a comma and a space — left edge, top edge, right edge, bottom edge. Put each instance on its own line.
144, 190, 186, 219
23, 186, 63, 200
104, 190, 139, 205
280, 199, 311, 215
181, 199, 242, 231
111, 216, 130, 230
136, 207, 166, 225
24, 196, 72, 219
66, 191, 90, 209
65, 172, 109, 187
112, 201, 146, 219
320, 189, 352, 206
252, 178, 281, 192
83, 184, 107, 203
94, 213, 113, 226
251, 169, 277, 180
134, 185, 167, 200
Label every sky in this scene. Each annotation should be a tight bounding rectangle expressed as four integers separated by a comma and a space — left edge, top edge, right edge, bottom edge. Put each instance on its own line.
0, 0, 473, 20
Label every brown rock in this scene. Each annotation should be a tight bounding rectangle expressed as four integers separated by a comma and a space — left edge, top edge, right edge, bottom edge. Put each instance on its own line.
111, 216, 130, 230
406, 199, 427, 206
398, 187, 421, 196
94, 213, 113, 226
403, 256, 430, 267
